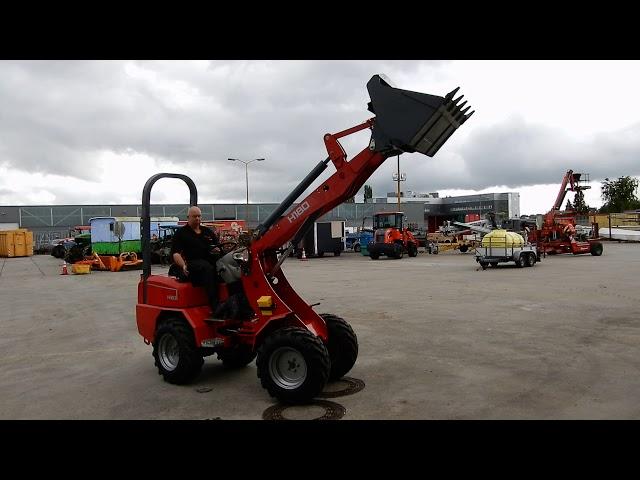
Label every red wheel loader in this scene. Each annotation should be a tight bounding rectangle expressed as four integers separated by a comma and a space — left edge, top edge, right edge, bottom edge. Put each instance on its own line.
367, 211, 419, 259
135, 74, 474, 404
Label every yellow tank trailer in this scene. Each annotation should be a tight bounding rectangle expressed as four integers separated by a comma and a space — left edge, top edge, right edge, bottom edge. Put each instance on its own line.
475, 229, 539, 269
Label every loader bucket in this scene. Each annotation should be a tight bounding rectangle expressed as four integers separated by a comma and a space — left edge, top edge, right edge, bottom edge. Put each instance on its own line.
367, 74, 474, 157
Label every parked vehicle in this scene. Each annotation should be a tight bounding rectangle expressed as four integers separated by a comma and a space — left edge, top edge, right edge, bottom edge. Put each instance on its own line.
367, 211, 419, 259
475, 229, 539, 269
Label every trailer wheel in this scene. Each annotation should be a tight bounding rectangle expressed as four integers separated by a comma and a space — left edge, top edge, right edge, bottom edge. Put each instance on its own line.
490, 262, 499, 268
407, 243, 418, 257
590, 242, 603, 256
524, 253, 534, 267
459, 244, 469, 253
320, 314, 358, 380
257, 327, 330, 404
515, 256, 524, 268
153, 317, 204, 384
370, 251, 379, 260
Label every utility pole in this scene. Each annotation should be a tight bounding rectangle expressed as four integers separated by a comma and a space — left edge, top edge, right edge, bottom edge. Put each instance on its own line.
392, 154, 406, 210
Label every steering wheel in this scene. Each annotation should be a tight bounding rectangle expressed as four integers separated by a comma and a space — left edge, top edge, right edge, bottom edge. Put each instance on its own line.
210, 241, 239, 255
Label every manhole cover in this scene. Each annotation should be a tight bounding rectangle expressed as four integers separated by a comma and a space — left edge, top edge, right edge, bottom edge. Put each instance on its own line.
262, 400, 346, 420
317, 377, 365, 398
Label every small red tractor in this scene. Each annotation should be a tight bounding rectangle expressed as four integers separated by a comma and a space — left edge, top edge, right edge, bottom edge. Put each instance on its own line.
367, 211, 419, 259
135, 74, 473, 403
527, 169, 603, 256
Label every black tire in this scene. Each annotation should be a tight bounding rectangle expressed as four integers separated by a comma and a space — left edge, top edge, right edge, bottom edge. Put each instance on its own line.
334, 250, 341, 257
64, 245, 85, 264
524, 253, 534, 267
51, 245, 65, 258
153, 317, 204, 384
515, 256, 524, 268
479, 261, 488, 270
320, 313, 358, 380
407, 243, 418, 257
353, 244, 361, 252
218, 344, 256, 368
590, 242, 603, 256
458, 244, 469, 253
490, 262, 499, 268
256, 327, 330, 404
317, 251, 324, 258
370, 251, 379, 260
394, 242, 404, 259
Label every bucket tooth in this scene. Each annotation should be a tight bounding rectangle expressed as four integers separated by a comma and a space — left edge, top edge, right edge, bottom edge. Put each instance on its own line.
445, 87, 460, 100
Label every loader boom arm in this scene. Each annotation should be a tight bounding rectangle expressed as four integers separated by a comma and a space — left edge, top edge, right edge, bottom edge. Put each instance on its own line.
552, 169, 576, 211
253, 119, 385, 252
235, 74, 473, 341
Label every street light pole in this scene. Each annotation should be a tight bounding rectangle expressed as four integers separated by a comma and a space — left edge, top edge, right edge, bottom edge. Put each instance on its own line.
392, 154, 406, 211
228, 158, 265, 226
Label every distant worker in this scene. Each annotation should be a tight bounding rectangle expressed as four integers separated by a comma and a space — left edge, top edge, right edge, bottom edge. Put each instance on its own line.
171, 206, 221, 314
563, 223, 576, 241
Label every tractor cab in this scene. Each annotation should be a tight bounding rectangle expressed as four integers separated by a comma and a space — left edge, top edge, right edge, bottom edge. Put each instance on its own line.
368, 211, 418, 259
373, 212, 405, 230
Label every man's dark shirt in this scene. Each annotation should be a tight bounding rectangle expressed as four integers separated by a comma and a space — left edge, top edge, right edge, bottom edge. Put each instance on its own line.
170, 225, 219, 263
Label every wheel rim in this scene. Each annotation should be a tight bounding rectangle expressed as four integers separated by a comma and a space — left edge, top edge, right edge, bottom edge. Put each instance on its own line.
269, 347, 307, 390
158, 334, 180, 371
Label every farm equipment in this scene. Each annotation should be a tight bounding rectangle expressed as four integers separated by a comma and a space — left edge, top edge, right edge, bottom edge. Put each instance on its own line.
135, 74, 473, 403
367, 211, 419, 259
528, 170, 603, 256
346, 217, 374, 254
75, 251, 143, 272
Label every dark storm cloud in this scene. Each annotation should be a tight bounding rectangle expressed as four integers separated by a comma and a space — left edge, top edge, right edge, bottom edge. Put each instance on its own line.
0, 60, 445, 202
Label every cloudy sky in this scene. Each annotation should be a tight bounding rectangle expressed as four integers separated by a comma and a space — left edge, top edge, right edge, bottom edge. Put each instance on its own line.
1, 60, 639, 215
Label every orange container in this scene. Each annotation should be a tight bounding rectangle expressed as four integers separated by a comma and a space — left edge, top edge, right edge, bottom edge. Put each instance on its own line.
0, 229, 34, 257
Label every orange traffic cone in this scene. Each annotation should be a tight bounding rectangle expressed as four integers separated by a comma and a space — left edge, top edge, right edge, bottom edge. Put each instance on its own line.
300, 248, 308, 261
60, 261, 68, 275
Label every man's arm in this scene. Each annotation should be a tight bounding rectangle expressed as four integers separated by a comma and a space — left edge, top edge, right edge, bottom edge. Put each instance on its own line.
172, 252, 188, 276
170, 230, 189, 276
